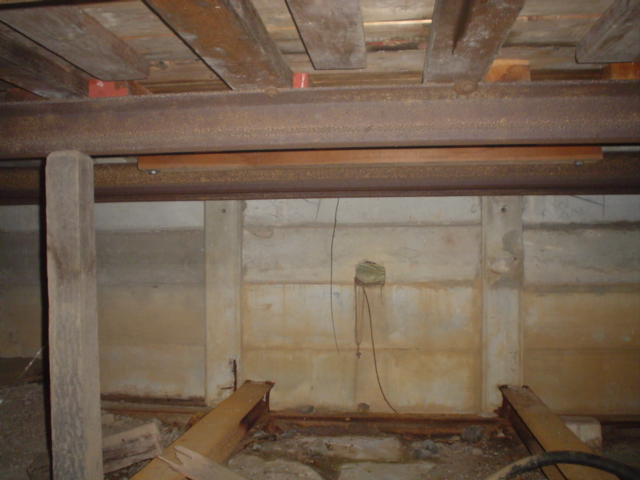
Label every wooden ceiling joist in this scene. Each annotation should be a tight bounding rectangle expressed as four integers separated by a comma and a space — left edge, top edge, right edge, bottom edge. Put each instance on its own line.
0, 23, 88, 98
423, 0, 526, 84
576, 0, 640, 63
144, 0, 292, 90
0, 5, 150, 81
285, 0, 366, 69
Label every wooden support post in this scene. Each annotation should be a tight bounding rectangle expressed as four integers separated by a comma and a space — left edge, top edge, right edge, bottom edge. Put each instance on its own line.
482, 197, 523, 412
46, 150, 102, 480
205, 201, 243, 405
423, 0, 525, 84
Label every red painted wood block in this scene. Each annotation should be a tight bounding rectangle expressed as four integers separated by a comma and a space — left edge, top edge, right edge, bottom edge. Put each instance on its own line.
88, 79, 129, 98
292, 72, 309, 88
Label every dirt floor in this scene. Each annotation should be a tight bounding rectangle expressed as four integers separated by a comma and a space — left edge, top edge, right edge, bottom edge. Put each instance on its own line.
0, 370, 639, 480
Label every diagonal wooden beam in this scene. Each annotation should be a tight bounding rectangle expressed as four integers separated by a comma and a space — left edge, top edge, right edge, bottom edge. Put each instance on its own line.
576, 0, 640, 64
423, 0, 526, 84
143, 0, 291, 90
0, 5, 150, 81
286, 0, 366, 69
0, 23, 89, 98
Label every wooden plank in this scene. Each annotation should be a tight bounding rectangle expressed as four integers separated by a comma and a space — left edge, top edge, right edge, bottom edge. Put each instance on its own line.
0, 5, 149, 81
131, 380, 273, 480
103, 423, 163, 474
485, 59, 530, 82
143, 0, 291, 90
159, 446, 247, 480
46, 150, 102, 480
423, 0, 526, 84
286, 0, 365, 69
602, 62, 640, 79
576, 0, 640, 63
4, 86, 45, 102
0, 23, 88, 98
500, 386, 617, 480
138, 146, 603, 172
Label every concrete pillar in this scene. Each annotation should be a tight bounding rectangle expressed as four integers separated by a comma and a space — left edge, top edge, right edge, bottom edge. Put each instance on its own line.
205, 201, 243, 405
482, 196, 524, 411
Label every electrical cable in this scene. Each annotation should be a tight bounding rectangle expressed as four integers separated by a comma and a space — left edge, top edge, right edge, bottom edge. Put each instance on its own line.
329, 198, 340, 353
362, 286, 398, 414
484, 450, 640, 480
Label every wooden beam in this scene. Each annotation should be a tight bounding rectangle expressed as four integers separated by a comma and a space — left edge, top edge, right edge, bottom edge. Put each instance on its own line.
143, 0, 291, 90
485, 59, 531, 82
576, 0, 640, 63
602, 62, 640, 79
138, 146, 603, 172
0, 5, 149, 81
131, 380, 273, 480
500, 386, 617, 480
0, 23, 88, 98
423, 0, 526, 84
46, 150, 102, 480
285, 0, 366, 69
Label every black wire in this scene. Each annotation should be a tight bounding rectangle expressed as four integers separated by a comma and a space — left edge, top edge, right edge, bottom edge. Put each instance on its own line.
362, 286, 398, 414
329, 198, 340, 353
484, 450, 640, 480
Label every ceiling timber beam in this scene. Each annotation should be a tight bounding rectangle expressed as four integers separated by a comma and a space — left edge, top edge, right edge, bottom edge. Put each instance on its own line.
576, 0, 640, 63
423, 0, 526, 85
143, 0, 292, 90
0, 81, 638, 160
1, 153, 639, 205
0, 5, 149, 81
285, 0, 366, 69
0, 23, 89, 98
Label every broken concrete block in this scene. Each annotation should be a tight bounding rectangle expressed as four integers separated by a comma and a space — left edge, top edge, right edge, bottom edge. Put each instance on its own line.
461, 426, 484, 443
299, 436, 403, 462
228, 454, 323, 480
339, 462, 435, 480
561, 416, 602, 451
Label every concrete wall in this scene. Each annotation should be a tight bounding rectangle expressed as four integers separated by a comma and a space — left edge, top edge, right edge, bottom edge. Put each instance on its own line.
1, 195, 638, 414
0, 202, 206, 402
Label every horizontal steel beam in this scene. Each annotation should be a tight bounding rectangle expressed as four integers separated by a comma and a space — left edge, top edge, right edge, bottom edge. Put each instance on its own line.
0, 81, 639, 159
1, 153, 638, 204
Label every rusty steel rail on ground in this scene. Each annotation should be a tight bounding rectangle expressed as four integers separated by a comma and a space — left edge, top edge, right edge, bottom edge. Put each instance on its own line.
499, 385, 617, 480
0, 81, 639, 159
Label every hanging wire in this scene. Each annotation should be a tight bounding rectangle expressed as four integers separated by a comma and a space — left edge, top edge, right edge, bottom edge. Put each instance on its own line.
362, 286, 398, 414
329, 198, 341, 353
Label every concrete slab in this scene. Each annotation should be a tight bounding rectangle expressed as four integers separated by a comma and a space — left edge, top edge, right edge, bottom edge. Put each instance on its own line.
339, 462, 435, 480
244, 198, 480, 226
95, 201, 204, 231
523, 195, 640, 225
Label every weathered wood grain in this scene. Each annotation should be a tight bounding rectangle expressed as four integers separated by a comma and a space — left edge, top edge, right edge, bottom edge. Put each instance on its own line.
46, 150, 102, 480
144, 0, 291, 89
0, 5, 150, 80
423, 0, 526, 83
0, 23, 89, 98
286, 0, 366, 69
576, 0, 640, 63
103, 423, 163, 474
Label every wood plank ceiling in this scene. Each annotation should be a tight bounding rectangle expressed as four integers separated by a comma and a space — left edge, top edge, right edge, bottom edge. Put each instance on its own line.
0, 0, 637, 99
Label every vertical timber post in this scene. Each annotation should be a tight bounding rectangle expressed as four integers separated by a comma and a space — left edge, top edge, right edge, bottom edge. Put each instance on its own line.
205, 201, 243, 405
46, 150, 103, 480
482, 196, 524, 412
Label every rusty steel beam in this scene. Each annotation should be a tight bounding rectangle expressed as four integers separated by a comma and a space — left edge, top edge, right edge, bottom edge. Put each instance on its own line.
1, 153, 639, 205
0, 81, 639, 160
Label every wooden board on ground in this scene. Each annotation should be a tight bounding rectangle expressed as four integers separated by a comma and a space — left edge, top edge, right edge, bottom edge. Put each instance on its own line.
103, 423, 163, 474
500, 386, 617, 480
286, 0, 366, 69
131, 380, 273, 480
138, 146, 603, 172
159, 446, 247, 480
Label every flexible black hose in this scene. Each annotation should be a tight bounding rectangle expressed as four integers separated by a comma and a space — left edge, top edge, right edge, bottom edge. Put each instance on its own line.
485, 451, 640, 480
